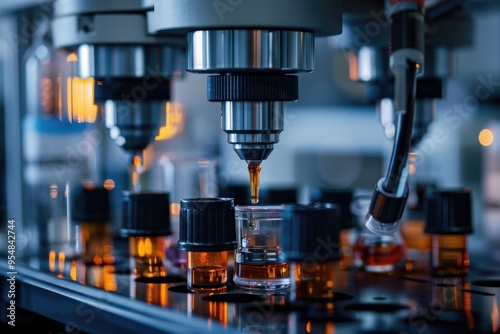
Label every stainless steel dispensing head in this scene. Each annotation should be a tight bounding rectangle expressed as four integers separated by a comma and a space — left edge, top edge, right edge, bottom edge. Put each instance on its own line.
153, 0, 342, 165
51, 0, 184, 153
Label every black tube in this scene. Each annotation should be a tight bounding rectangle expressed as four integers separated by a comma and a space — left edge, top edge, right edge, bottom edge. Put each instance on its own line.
383, 61, 419, 193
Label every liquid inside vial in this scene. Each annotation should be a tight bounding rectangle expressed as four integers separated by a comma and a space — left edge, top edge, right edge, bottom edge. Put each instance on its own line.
248, 162, 261, 204
187, 251, 229, 292
292, 262, 335, 299
431, 234, 469, 276
353, 233, 405, 272
189, 266, 227, 290
235, 263, 289, 280
129, 236, 166, 277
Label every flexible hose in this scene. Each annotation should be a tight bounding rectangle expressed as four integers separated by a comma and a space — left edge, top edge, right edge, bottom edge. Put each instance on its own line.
382, 61, 419, 194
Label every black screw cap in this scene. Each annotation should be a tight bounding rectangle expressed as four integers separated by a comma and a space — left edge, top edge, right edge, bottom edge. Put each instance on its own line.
178, 198, 237, 252
120, 192, 171, 237
71, 185, 111, 223
424, 188, 473, 235
281, 204, 341, 262
310, 188, 356, 229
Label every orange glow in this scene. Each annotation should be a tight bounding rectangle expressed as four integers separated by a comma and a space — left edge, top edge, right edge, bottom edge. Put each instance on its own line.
479, 129, 494, 147
492, 298, 499, 333
155, 102, 185, 141
93, 255, 103, 265
103, 179, 115, 190
103, 253, 115, 264
67, 77, 98, 123
306, 321, 312, 333
103, 265, 117, 292
66, 53, 78, 62
137, 237, 154, 257
49, 250, 56, 272
170, 203, 181, 216
58, 251, 65, 273
409, 163, 416, 175
82, 180, 95, 190
348, 51, 359, 81
50, 184, 58, 199
70, 260, 77, 281
325, 322, 335, 334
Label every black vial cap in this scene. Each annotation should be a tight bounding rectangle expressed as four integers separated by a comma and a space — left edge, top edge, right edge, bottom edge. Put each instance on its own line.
120, 192, 171, 237
281, 204, 341, 262
260, 188, 297, 205
219, 184, 250, 205
310, 188, 355, 229
71, 185, 111, 222
424, 188, 473, 235
178, 198, 237, 252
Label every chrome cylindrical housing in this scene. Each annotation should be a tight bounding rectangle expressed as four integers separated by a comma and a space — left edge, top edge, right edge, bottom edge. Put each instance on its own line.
222, 101, 283, 162
187, 30, 314, 73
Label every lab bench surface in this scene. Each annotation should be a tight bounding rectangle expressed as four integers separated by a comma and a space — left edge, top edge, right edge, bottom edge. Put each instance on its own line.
1, 250, 500, 334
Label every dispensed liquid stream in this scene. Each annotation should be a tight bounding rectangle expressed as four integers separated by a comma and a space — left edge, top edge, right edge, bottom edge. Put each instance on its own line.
248, 162, 261, 204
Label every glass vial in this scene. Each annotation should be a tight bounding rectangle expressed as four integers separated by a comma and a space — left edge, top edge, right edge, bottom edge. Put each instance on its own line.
72, 184, 114, 265
400, 182, 435, 272
281, 204, 341, 300
178, 198, 237, 293
120, 192, 171, 278
353, 230, 405, 273
424, 188, 473, 277
233, 205, 290, 290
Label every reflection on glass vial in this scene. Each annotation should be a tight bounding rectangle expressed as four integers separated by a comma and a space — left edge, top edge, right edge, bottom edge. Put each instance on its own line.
129, 236, 166, 277
340, 229, 356, 270
78, 222, 114, 265
431, 235, 469, 276
187, 250, 231, 292
291, 261, 335, 299
353, 232, 405, 273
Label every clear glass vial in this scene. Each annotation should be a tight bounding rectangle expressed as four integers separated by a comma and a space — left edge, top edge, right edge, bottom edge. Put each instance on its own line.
178, 198, 237, 293
424, 188, 473, 277
281, 204, 341, 300
233, 205, 290, 290
120, 192, 171, 278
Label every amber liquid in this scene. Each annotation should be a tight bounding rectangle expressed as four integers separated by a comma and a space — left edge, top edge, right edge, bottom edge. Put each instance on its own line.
187, 251, 229, 292
431, 235, 469, 276
400, 219, 431, 272
79, 222, 114, 265
400, 220, 431, 251
248, 162, 261, 204
292, 262, 335, 299
190, 266, 227, 290
353, 238, 405, 271
340, 229, 354, 270
129, 236, 166, 277
235, 263, 289, 279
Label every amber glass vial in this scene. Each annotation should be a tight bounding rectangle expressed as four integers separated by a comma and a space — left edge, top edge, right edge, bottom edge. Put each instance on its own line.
424, 188, 473, 277
281, 204, 341, 300
120, 192, 171, 278
72, 185, 114, 265
178, 198, 237, 293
